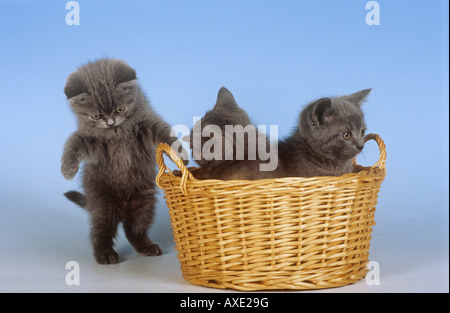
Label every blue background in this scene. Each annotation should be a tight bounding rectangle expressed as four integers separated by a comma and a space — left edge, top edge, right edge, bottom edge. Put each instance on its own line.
0, 0, 448, 292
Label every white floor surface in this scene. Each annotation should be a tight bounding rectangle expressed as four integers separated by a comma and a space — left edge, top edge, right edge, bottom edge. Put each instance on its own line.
0, 192, 448, 293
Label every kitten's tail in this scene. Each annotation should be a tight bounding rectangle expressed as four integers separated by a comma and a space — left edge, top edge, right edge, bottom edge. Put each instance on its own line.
64, 190, 87, 209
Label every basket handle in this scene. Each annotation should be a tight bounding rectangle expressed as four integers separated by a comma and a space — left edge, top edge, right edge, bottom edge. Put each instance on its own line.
156, 143, 194, 196
357, 133, 387, 172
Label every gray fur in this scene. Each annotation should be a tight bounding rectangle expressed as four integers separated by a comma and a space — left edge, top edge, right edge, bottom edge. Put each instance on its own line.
190, 87, 273, 180
191, 88, 370, 180
61, 58, 175, 264
278, 89, 371, 177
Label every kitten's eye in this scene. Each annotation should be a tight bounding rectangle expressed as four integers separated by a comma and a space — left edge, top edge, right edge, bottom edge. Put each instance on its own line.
91, 114, 102, 120
342, 132, 352, 140
115, 108, 125, 114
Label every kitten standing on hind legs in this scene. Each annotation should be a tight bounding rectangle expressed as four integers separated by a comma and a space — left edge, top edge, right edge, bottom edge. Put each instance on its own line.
61, 58, 176, 264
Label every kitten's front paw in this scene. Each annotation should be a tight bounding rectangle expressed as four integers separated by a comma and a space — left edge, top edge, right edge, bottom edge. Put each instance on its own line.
136, 243, 162, 256
94, 250, 119, 265
61, 162, 79, 180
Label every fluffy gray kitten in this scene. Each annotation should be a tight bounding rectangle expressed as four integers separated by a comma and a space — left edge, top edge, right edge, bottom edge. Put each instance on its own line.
190, 88, 370, 180
278, 89, 371, 177
61, 58, 174, 264
190, 87, 274, 180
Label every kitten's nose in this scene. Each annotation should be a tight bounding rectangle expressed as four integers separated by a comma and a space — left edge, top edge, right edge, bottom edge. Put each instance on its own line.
106, 118, 115, 126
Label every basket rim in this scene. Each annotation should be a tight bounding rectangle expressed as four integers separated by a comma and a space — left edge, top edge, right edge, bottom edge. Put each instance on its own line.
156, 133, 386, 196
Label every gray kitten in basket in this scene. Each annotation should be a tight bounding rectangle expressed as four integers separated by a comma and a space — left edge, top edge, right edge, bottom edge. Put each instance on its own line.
188, 87, 276, 180
278, 88, 371, 177
61, 58, 175, 264
190, 87, 370, 179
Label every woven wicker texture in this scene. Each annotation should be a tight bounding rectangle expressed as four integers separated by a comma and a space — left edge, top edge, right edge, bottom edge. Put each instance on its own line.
156, 134, 386, 291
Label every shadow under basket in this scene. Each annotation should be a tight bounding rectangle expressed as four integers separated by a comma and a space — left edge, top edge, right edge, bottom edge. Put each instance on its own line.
155, 134, 387, 291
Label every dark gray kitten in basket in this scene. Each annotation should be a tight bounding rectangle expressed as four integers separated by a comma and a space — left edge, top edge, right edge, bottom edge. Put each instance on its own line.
61, 58, 175, 264
189, 87, 275, 180
278, 88, 371, 177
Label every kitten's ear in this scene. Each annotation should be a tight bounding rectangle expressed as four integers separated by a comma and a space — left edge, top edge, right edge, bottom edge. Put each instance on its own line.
112, 60, 137, 84
214, 87, 238, 110
115, 79, 138, 105
64, 73, 87, 99
311, 98, 334, 125
343, 88, 372, 106
68, 92, 89, 107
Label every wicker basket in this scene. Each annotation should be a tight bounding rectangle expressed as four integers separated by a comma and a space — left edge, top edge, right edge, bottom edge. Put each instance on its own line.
155, 134, 386, 291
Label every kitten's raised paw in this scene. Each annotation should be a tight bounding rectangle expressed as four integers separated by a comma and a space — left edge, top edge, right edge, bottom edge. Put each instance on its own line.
61, 162, 79, 180
136, 243, 162, 256
95, 250, 119, 265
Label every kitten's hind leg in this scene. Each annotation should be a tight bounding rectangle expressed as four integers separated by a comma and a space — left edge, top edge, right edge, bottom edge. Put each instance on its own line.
123, 192, 162, 256
89, 201, 121, 264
